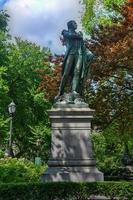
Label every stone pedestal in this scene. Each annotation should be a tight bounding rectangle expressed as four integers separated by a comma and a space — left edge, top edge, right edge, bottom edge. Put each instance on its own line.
123, 166, 133, 180
42, 107, 104, 182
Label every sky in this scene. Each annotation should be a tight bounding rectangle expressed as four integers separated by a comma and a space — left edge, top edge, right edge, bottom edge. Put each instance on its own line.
0, 0, 83, 54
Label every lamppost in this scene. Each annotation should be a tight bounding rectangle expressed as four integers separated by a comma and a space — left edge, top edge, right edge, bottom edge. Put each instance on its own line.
7, 101, 16, 157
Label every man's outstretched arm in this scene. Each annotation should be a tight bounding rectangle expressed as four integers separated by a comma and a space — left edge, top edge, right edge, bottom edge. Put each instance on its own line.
62, 30, 83, 39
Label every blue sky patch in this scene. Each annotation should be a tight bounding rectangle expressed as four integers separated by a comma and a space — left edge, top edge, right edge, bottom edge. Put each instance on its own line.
0, 0, 8, 8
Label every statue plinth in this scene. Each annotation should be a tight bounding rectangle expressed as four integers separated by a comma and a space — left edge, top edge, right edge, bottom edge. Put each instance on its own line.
42, 106, 104, 182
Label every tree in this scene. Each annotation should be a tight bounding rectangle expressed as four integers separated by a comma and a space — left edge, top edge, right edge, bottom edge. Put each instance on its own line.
82, 0, 126, 32
7, 38, 52, 158
38, 55, 63, 101
83, 0, 133, 156
0, 36, 52, 160
0, 10, 53, 160
0, 10, 9, 65
0, 10, 10, 150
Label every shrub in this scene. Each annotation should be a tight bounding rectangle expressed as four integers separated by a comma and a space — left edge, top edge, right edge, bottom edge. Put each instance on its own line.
91, 131, 125, 178
0, 182, 133, 200
0, 150, 4, 158
0, 158, 46, 183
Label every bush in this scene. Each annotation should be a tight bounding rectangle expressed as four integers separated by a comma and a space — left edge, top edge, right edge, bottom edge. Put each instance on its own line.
0, 150, 4, 158
0, 158, 46, 183
0, 182, 133, 200
91, 131, 125, 178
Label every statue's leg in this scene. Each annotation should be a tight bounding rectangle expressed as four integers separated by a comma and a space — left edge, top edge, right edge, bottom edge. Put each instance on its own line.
58, 55, 74, 96
72, 55, 83, 93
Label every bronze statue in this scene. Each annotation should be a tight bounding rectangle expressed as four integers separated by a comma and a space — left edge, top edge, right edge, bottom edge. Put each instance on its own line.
55, 20, 95, 105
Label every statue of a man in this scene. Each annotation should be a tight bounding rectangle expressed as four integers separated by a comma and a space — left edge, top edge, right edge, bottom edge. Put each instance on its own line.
55, 20, 95, 104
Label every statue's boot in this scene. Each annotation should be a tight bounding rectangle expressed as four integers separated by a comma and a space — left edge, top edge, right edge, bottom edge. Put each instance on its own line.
54, 94, 61, 102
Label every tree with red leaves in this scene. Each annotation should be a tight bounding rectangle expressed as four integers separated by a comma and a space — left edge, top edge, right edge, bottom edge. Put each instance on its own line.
83, 0, 133, 157
38, 55, 63, 101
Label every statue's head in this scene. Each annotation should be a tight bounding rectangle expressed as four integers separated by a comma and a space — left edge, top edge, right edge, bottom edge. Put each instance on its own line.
67, 20, 77, 30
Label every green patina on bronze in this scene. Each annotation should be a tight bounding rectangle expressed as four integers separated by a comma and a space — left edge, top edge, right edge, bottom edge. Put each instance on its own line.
55, 20, 95, 105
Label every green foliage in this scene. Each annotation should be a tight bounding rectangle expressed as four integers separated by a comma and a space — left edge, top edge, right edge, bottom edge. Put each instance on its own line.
98, 16, 114, 26
0, 32, 8, 65
0, 182, 133, 200
0, 11, 11, 149
0, 67, 9, 139
91, 131, 124, 177
0, 150, 4, 159
81, 0, 126, 33
0, 11, 10, 66
26, 124, 51, 161
84, 1, 133, 177
0, 117, 9, 147
0, 37, 52, 159
87, 70, 133, 146
82, 0, 95, 33
0, 10, 52, 161
0, 10, 9, 32
0, 158, 45, 183
103, 0, 126, 9
0, 67, 9, 112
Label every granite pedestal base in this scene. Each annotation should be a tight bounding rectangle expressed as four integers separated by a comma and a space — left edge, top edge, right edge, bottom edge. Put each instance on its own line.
42, 107, 104, 182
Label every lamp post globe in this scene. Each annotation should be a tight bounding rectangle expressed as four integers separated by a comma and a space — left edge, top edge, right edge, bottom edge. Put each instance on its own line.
8, 101, 16, 115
